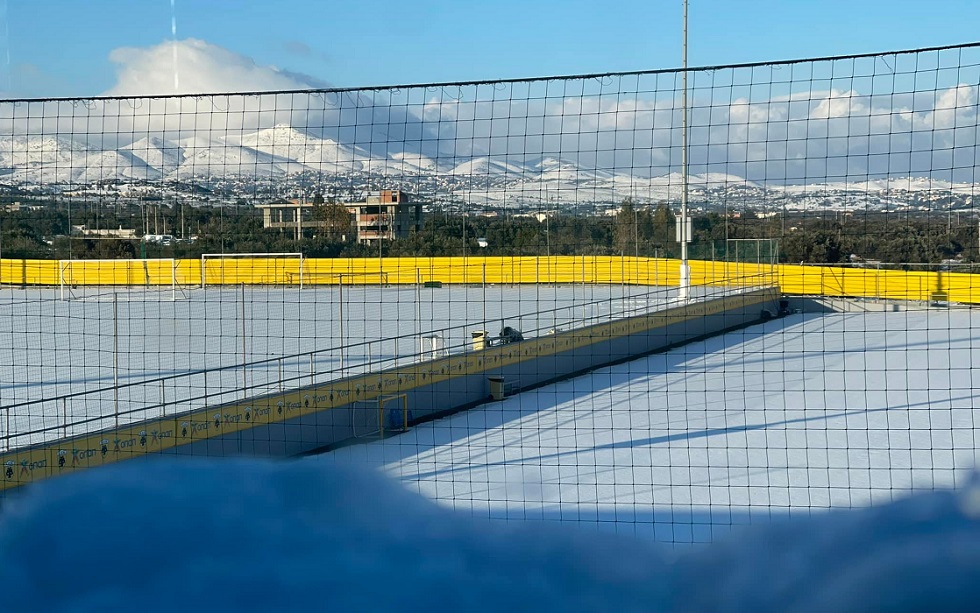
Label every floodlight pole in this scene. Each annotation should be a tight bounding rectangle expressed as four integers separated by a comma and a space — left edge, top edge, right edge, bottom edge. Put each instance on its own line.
679, 0, 691, 301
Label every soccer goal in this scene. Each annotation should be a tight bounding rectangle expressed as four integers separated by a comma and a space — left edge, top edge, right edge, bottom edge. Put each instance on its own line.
59, 258, 181, 301
722, 238, 780, 288
724, 239, 780, 266
301, 270, 389, 287
349, 393, 411, 438
200, 253, 305, 289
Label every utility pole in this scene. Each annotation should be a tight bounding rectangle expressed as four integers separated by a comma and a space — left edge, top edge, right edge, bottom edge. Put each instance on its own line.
678, 0, 691, 300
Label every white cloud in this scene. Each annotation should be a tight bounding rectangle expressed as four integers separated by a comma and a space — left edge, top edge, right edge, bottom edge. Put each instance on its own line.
924, 84, 977, 130
1, 40, 979, 185
105, 38, 323, 96
810, 89, 868, 120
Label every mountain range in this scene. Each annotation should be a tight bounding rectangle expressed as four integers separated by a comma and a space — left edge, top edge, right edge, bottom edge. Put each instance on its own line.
0, 124, 975, 209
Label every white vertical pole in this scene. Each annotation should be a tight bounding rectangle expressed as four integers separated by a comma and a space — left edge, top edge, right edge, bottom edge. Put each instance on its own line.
621, 255, 626, 317
679, 0, 691, 301
417, 269, 423, 360
876, 261, 881, 302
339, 274, 345, 374
113, 291, 119, 429
241, 282, 247, 395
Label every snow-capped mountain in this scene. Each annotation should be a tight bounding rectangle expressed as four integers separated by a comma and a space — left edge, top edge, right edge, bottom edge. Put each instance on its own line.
774, 176, 977, 195
234, 124, 385, 174
389, 152, 439, 173
0, 127, 973, 212
122, 136, 184, 175
450, 157, 527, 178
172, 133, 307, 179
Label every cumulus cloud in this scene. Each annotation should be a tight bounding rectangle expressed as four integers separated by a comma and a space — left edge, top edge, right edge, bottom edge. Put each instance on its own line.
0, 40, 978, 185
105, 38, 323, 96
0, 39, 430, 154
406, 71, 980, 184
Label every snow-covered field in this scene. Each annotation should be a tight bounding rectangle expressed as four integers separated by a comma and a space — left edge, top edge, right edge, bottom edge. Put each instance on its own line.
0, 282, 707, 449
315, 307, 980, 544
5, 280, 976, 547
2, 290, 979, 609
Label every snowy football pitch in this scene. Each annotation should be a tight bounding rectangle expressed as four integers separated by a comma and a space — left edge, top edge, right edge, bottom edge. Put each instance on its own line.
0, 283, 699, 448
315, 307, 980, 544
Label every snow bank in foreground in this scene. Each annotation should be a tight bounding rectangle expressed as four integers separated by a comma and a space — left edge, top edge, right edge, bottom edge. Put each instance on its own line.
1, 458, 978, 612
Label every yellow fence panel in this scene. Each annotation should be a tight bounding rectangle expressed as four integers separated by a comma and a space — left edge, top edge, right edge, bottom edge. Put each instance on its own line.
2, 256, 979, 304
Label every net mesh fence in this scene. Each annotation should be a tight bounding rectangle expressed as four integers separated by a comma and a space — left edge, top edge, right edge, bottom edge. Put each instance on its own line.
1, 42, 980, 544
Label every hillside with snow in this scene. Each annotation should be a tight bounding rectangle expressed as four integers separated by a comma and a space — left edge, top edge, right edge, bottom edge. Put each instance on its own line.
0, 128, 973, 210
234, 124, 385, 174
122, 136, 185, 175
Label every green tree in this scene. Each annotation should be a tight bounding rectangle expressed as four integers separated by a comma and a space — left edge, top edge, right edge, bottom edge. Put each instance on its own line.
313, 203, 353, 242
781, 228, 845, 263
614, 199, 636, 255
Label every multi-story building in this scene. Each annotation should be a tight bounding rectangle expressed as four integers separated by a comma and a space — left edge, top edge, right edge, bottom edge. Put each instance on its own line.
254, 199, 316, 241
255, 190, 422, 244
346, 190, 421, 245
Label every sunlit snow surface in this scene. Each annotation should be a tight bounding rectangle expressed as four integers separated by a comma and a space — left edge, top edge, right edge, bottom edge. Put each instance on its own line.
316, 308, 980, 543
4, 283, 980, 546
3, 301, 980, 609
0, 283, 697, 447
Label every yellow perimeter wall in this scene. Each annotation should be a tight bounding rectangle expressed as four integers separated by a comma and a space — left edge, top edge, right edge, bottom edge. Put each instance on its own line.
0, 256, 975, 303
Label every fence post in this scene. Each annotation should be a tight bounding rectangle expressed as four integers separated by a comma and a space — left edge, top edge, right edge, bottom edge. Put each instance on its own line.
876, 262, 881, 302
417, 269, 423, 360
339, 274, 345, 374
113, 291, 119, 430
241, 282, 247, 395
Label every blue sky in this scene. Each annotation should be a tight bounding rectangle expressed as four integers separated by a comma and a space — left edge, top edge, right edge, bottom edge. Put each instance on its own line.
2, 0, 980, 98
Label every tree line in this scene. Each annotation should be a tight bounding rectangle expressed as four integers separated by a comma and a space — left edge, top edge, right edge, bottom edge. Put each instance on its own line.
0, 196, 977, 265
